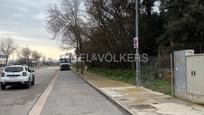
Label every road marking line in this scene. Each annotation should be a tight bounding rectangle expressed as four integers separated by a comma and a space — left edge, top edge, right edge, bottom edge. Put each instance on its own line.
28, 71, 58, 115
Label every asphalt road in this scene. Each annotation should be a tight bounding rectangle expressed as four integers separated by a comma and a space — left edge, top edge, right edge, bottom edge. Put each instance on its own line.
0, 67, 124, 115
0, 67, 58, 115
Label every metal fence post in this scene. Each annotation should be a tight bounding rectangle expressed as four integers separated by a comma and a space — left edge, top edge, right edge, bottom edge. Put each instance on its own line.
170, 53, 174, 97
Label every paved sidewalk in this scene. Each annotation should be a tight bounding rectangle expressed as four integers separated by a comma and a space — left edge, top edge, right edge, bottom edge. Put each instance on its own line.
40, 71, 124, 115
75, 71, 204, 115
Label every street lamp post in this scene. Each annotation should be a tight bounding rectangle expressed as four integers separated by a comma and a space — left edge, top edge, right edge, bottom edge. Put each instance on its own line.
135, 0, 141, 86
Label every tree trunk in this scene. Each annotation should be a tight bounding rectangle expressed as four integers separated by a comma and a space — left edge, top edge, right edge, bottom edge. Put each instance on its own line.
76, 41, 79, 72
5, 56, 8, 66
79, 39, 84, 74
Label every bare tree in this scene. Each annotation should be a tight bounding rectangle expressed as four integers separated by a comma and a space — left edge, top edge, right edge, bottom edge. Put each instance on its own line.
32, 51, 41, 67
0, 37, 17, 65
47, 0, 85, 73
18, 47, 32, 66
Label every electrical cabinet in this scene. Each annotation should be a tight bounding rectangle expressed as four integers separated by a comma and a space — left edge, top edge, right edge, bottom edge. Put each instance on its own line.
187, 55, 204, 95
174, 50, 204, 104
174, 50, 194, 94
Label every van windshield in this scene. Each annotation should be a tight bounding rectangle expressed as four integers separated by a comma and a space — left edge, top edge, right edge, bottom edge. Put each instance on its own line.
5, 67, 23, 72
60, 58, 70, 63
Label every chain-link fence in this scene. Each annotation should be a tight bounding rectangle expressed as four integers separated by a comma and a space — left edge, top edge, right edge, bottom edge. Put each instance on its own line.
141, 55, 172, 95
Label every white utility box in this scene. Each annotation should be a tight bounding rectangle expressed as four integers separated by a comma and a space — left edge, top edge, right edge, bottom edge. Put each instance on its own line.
187, 54, 204, 95
174, 50, 204, 104
174, 50, 194, 94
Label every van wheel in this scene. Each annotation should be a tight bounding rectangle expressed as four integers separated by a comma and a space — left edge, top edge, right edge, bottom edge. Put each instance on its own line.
1, 85, 6, 90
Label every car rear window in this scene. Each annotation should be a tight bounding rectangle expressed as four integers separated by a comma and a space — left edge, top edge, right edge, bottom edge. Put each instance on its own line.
4, 67, 23, 72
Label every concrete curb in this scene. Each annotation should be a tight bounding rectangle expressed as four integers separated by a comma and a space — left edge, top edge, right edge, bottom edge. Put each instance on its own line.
72, 71, 135, 115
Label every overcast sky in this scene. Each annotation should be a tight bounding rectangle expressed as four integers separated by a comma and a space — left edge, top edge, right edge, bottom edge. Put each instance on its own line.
0, 0, 65, 59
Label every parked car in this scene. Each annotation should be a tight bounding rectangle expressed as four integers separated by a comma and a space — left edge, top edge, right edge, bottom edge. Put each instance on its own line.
0, 65, 35, 90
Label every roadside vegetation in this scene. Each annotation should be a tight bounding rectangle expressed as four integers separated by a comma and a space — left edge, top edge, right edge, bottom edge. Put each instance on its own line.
88, 67, 171, 95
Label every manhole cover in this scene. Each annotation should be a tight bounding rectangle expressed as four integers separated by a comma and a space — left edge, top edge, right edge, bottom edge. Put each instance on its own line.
129, 104, 155, 110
